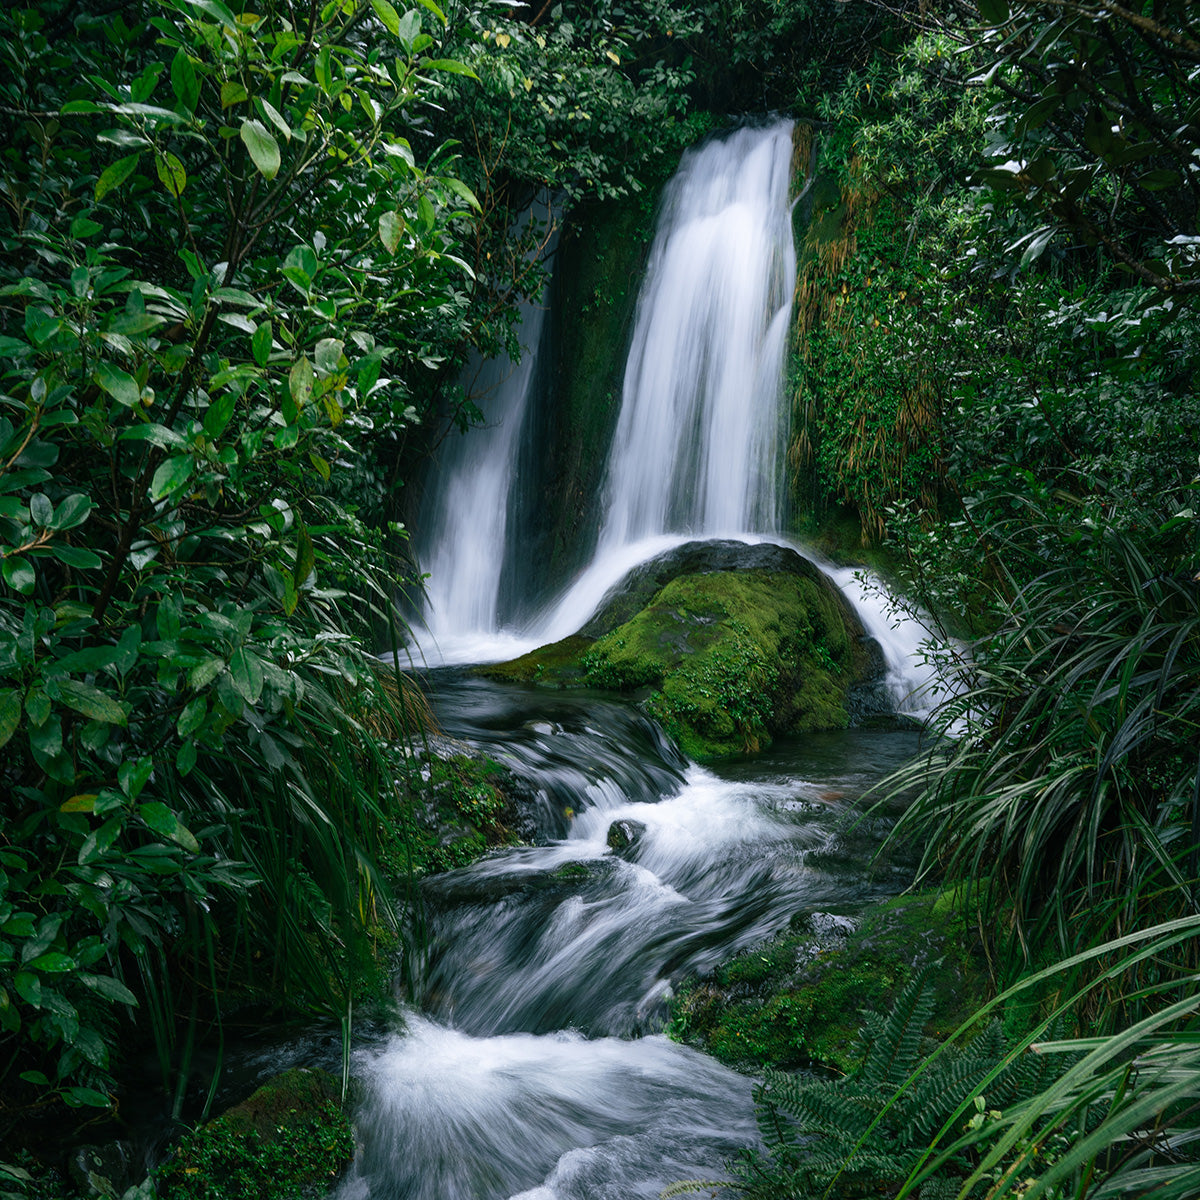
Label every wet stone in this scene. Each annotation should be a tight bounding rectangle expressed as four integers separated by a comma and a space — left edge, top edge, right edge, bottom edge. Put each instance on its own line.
607, 818, 647, 854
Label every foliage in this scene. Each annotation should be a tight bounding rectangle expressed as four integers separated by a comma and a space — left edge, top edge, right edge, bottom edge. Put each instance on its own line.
667, 974, 1069, 1199
939, 0, 1200, 295
886, 518, 1200, 974
0, 0, 486, 1133
157, 1068, 353, 1200
669, 889, 990, 1075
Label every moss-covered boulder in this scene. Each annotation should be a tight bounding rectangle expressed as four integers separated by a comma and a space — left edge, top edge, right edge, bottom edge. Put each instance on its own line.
481, 541, 887, 761
157, 1068, 354, 1200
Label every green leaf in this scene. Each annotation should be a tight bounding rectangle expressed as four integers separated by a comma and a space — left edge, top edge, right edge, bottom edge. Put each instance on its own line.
61, 1086, 112, 1109
0, 689, 19, 748
177, 696, 206, 737
78, 816, 122, 865
155, 151, 187, 197
95, 153, 141, 201
315, 337, 343, 373
53, 494, 93, 531
171, 48, 201, 113
149, 455, 194, 499
294, 520, 316, 589
95, 361, 140, 407
379, 210, 405, 254
79, 973, 138, 1007
976, 0, 1009, 21
189, 656, 224, 690
229, 647, 264, 704
204, 392, 237, 439
441, 175, 481, 210
2, 558, 35, 595
28, 952, 75, 974
29, 493, 53, 527
51, 545, 102, 569
240, 119, 280, 180
120, 423, 187, 450
255, 96, 291, 141
14, 971, 42, 1008
119, 757, 154, 800
221, 80, 249, 108
414, 0, 446, 24
289, 355, 314, 409
421, 58, 479, 80
138, 802, 200, 853
418, 194, 436, 233
252, 320, 273, 367
56, 679, 128, 725
370, 0, 402, 35
177, 738, 198, 776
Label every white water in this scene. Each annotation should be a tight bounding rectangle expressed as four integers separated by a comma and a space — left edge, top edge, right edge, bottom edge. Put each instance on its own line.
415, 200, 555, 645
339, 679, 921, 1200
597, 121, 797, 547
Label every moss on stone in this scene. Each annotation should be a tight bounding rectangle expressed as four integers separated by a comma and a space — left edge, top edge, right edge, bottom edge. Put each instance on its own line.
477, 635, 596, 686
581, 570, 860, 760
667, 888, 992, 1075
157, 1069, 354, 1200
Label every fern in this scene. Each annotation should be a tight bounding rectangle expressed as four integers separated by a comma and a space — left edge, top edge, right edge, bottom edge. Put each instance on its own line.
716, 977, 1073, 1200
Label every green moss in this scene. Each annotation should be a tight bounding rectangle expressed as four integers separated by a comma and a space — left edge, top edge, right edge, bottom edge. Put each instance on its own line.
380, 754, 522, 879
582, 570, 859, 759
477, 635, 595, 686
157, 1069, 354, 1200
668, 888, 991, 1074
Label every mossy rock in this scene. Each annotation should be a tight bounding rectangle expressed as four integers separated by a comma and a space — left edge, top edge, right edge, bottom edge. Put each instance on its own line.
481, 541, 886, 761
156, 1068, 354, 1200
668, 889, 992, 1075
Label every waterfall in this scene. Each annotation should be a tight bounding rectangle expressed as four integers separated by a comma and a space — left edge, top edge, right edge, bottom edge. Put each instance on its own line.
412, 200, 555, 659
407, 120, 938, 701
597, 121, 797, 548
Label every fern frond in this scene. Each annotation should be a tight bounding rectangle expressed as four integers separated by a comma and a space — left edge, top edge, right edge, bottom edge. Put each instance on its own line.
660, 1179, 741, 1197
860, 970, 938, 1091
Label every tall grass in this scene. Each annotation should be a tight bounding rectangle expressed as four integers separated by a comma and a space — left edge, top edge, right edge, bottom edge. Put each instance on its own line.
887, 525, 1200, 977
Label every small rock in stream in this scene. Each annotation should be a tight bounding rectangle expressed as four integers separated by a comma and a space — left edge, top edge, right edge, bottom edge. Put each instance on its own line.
606, 819, 646, 855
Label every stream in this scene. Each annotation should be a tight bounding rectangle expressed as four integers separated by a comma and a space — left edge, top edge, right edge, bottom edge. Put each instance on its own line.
338, 680, 923, 1200
340, 119, 937, 1197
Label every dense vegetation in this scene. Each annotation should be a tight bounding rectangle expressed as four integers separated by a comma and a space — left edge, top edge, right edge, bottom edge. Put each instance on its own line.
1, 0, 1197, 1197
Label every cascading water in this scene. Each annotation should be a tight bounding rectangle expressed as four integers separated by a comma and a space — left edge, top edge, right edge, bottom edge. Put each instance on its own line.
597, 121, 797, 548
412, 199, 557, 663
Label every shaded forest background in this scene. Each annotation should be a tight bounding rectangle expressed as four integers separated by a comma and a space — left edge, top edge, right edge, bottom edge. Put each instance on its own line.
0, 1, 1198, 1197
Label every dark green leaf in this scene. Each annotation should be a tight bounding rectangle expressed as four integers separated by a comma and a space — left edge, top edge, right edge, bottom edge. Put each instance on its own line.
56, 680, 128, 725
171, 48, 200, 113
95, 361, 140, 407
252, 320, 273, 367
53, 494, 94, 531
370, 0, 402, 35
229, 646, 264, 704
2, 558, 35, 595
0, 689, 20, 748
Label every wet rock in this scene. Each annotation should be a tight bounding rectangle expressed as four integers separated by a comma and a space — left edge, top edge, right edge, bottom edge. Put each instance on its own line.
68, 1142, 136, 1198
606, 818, 646, 854
807, 911, 858, 938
